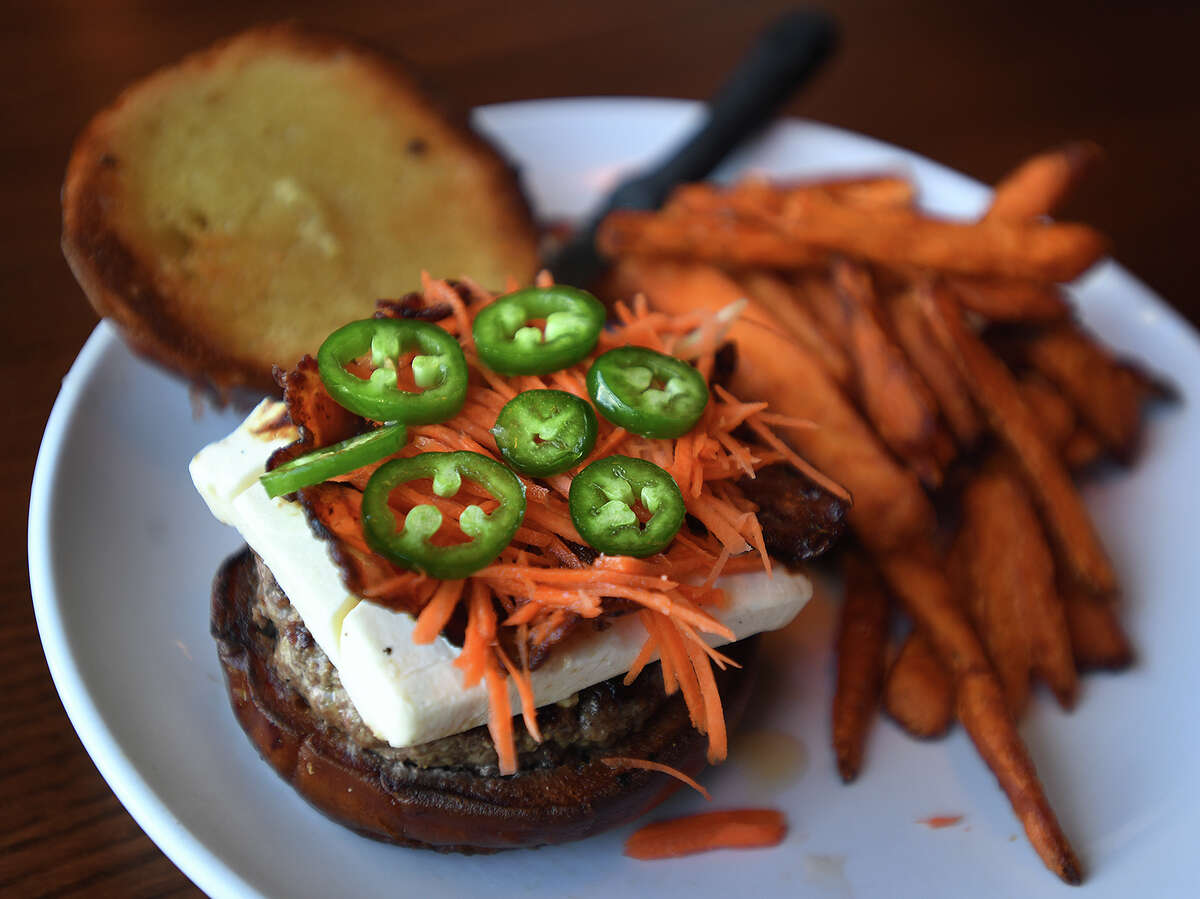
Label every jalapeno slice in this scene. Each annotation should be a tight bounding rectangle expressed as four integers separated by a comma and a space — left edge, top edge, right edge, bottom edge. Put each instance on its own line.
318, 319, 468, 424
586, 346, 709, 439
260, 422, 407, 499
492, 390, 598, 478
568, 455, 685, 557
472, 286, 606, 375
361, 451, 526, 579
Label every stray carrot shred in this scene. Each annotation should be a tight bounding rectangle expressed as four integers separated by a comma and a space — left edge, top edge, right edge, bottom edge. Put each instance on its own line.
283, 274, 837, 775
624, 809, 788, 860
600, 757, 712, 801
919, 815, 964, 829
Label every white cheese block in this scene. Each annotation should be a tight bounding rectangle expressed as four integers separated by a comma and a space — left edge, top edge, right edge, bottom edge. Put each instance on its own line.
338, 567, 810, 747
190, 399, 297, 525
191, 402, 813, 748
230, 483, 361, 663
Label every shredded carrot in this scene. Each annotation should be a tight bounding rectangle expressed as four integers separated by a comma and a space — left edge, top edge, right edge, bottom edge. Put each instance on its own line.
484, 661, 517, 775
600, 757, 712, 800
641, 611, 679, 696
675, 618, 740, 671
280, 273, 840, 774
360, 570, 428, 600
624, 630, 660, 686
743, 410, 851, 500
498, 646, 542, 744
595, 425, 631, 457
657, 615, 707, 731
624, 809, 788, 860
411, 579, 464, 643
455, 581, 495, 687
684, 632, 728, 762
702, 546, 732, 589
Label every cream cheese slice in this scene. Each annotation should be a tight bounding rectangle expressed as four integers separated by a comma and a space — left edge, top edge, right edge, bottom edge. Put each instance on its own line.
191, 400, 812, 748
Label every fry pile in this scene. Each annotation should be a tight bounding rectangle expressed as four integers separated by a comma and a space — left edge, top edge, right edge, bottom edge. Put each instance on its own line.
596, 142, 1173, 884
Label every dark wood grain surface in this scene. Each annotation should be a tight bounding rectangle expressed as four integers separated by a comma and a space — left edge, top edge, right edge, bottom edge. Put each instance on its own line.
4, 1, 1196, 895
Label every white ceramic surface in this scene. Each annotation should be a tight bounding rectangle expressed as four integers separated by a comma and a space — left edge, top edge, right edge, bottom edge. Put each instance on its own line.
29, 98, 1200, 898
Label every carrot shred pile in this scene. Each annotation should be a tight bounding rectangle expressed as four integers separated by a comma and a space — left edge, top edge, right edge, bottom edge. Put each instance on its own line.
624, 809, 788, 859
285, 273, 841, 775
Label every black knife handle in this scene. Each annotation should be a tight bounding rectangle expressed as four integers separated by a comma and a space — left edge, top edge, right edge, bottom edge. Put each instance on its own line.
606, 8, 838, 211
547, 7, 838, 286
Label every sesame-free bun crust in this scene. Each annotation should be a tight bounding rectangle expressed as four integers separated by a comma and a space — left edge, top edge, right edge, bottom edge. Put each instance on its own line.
62, 23, 539, 397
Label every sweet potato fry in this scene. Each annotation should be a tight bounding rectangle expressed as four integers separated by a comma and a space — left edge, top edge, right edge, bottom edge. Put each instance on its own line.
877, 552, 1082, 884
929, 426, 958, 473
919, 281, 1117, 596
884, 630, 954, 738
817, 175, 917, 210
931, 144, 1099, 323
1063, 428, 1105, 471
946, 276, 1070, 322
958, 473, 1034, 717
1023, 324, 1147, 462
597, 209, 826, 268
833, 553, 891, 781
1018, 375, 1106, 471
889, 287, 983, 447
1018, 373, 1077, 450
833, 260, 940, 475
665, 174, 916, 219
792, 270, 851, 353
610, 257, 936, 552
774, 190, 1108, 282
1062, 583, 1133, 671
734, 269, 852, 386
967, 464, 1078, 709
955, 672, 1082, 884
984, 141, 1104, 222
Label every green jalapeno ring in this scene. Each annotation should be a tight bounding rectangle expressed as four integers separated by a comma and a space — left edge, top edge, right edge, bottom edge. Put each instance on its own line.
586, 346, 709, 439
568, 455, 685, 558
259, 422, 408, 499
492, 389, 599, 478
361, 450, 526, 579
472, 286, 606, 376
318, 318, 468, 424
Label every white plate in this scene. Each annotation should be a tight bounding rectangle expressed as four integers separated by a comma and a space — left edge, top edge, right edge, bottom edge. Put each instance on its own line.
29, 98, 1200, 898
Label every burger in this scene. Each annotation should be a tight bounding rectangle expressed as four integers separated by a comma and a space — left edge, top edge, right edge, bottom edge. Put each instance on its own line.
191, 278, 848, 851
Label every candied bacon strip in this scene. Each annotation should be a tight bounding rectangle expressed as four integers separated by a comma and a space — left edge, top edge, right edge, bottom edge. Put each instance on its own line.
271, 356, 362, 465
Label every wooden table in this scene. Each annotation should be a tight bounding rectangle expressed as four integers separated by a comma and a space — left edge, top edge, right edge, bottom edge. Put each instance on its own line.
4, 1, 1196, 895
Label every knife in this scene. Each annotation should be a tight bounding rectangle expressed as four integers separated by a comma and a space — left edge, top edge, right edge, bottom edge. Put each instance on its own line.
546, 7, 838, 287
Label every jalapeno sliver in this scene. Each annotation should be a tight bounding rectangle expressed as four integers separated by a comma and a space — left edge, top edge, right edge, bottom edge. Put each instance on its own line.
260, 422, 408, 499
361, 451, 526, 579
472, 286, 606, 375
586, 346, 709, 439
318, 318, 468, 424
492, 390, 598, 478
568, 456, 685, 557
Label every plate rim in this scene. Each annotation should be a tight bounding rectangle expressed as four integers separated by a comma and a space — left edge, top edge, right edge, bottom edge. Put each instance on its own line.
28, 320, 266, 899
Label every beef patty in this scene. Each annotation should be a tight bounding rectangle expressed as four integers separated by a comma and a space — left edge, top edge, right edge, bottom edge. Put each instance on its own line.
250, 553, 684, 773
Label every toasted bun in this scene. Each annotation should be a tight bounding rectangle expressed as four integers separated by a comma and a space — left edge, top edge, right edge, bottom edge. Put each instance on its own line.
62, 23, 539, 397
211, 548, 759, 851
